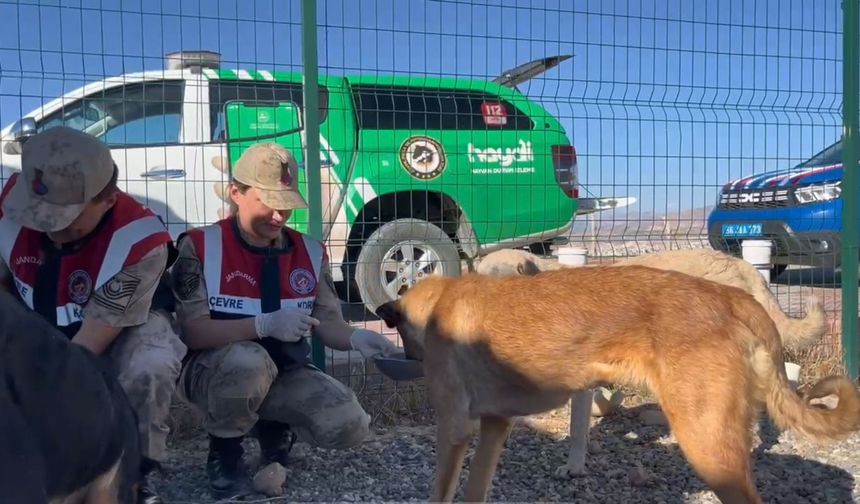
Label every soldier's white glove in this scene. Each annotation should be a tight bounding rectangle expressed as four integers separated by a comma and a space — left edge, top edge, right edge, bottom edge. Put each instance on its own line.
349, 328, 398, 359
255, 306, 320, 342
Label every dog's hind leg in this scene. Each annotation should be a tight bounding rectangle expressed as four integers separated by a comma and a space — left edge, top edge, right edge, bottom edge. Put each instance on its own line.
555, 388, 594, 478
462, 416, 514, 503
673, 427, 761, 503
660, 387, 762, 504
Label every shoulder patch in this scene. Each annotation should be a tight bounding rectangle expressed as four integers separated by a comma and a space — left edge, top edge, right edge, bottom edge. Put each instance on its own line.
92, 270, 142, 312
171, 256, 202, 301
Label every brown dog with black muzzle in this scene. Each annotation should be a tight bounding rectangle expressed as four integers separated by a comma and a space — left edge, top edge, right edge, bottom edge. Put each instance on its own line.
375, 265, 860, 504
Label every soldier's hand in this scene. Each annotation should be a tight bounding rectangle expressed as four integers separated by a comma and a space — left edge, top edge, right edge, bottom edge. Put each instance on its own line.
254, 306, 320, 342
350, 328, 398, 359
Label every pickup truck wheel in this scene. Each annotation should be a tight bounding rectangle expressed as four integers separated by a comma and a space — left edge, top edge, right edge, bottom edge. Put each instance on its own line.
355, 218, 461, 313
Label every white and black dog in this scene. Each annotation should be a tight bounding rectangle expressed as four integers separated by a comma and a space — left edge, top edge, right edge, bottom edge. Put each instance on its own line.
0, 288, 143, 503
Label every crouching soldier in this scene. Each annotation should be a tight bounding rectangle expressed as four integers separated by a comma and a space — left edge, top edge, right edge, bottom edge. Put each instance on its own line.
169, 142, 397, 495
0, 126, 187, 503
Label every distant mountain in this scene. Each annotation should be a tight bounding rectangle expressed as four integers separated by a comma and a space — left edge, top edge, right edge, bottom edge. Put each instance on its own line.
566, 205, 716, 257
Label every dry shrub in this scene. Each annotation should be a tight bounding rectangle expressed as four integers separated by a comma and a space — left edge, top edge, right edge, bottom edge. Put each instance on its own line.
787, 337, 850, 386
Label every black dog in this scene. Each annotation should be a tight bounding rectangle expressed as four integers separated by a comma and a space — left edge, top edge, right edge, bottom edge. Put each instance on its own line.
0, 288, 142, 503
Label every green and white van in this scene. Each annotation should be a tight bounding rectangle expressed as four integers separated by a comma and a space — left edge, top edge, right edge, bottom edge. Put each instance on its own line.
0, 51, 579, 311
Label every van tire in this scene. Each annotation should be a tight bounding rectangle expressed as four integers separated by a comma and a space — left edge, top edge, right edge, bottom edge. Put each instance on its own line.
354, 218, 462, 313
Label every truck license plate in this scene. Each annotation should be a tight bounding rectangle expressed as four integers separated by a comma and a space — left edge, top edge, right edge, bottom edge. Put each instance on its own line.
722, 223, 763, 237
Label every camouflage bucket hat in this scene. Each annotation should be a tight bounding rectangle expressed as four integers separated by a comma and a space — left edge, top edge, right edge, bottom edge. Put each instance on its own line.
232, 143, 308, 211
1, 126, 115, 232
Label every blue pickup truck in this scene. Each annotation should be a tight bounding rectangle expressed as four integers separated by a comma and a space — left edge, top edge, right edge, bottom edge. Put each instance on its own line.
707, 138, 844, 277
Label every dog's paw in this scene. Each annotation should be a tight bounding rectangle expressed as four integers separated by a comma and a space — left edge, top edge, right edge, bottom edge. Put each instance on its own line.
554, 463, 587, 479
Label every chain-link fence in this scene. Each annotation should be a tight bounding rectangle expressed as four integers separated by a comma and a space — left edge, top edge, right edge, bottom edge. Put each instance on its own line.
0, 0, 856, 427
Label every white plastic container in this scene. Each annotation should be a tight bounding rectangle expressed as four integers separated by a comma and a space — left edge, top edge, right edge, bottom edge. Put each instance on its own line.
741, 239, 773, 284
784, 361, 801, 390
557, 246, 589, 267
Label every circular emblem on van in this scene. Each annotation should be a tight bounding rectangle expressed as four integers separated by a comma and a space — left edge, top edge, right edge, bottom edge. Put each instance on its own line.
290, 268, 316, 295
67, 269, 93, 305
399, 136, 446, 180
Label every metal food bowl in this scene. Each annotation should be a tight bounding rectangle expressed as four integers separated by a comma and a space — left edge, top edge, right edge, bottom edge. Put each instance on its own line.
372, 351, 424, 381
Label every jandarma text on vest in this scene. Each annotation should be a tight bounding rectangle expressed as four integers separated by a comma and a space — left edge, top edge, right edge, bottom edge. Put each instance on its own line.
225, 270, 257, 286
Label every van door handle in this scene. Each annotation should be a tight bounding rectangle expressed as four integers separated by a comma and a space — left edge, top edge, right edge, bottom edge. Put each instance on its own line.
141, 168, 186, 180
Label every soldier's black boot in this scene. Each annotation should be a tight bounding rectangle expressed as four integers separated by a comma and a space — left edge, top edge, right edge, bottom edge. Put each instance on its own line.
206, 434, 245, 495
255, 419, 297, 467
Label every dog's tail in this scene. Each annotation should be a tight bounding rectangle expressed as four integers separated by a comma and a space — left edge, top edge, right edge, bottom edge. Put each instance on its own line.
738, 297, 860, 441
744, 267, 827, 351
772, 295, 827, 352
759, 353, 860, 441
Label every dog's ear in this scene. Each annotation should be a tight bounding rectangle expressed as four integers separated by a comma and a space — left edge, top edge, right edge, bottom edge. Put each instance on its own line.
517, 259, 541, 276
375, 301, 403, 328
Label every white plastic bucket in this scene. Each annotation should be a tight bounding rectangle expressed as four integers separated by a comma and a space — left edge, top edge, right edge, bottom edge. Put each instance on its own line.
557, 246, 589, 267
741, 239, 773, 284
784, 362, 801, 390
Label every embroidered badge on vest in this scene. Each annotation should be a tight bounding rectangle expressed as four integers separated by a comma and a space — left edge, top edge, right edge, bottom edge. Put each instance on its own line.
67, 269, 93, 305
289, 268, 316, 295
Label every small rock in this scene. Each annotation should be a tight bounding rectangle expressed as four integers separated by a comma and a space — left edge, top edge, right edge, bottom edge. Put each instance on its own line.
628, 464, 653, 487
639, 409, 669, 426
588, 440, 603, 453
252, 462, 287, 497
623, 431, 639, 441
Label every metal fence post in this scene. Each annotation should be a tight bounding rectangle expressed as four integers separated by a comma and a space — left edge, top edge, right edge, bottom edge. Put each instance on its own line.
842, 0, 860, 381
302, 0, 326, 372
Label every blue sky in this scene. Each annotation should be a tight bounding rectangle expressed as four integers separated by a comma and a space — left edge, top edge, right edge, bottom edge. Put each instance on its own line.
0, 0, 845, 220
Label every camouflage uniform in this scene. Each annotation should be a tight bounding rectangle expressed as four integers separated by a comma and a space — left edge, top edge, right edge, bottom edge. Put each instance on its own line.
171, 232, 370, 448
91, 246, 188, 462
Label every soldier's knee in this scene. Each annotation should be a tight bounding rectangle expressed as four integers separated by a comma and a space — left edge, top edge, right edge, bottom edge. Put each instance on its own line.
119, 358, 180, 413
212, 341, 278, 400
315, 406, 371, 449
120, 312, 187, 371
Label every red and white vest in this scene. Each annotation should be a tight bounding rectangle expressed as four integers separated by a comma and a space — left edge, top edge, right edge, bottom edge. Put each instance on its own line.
182, 217, 326, 370
183, 217, 326, 319
0, 173, 173, 333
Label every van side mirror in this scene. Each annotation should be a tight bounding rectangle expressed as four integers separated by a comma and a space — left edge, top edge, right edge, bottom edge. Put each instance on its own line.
3, 117, 37, 155
11, 117, 37, 142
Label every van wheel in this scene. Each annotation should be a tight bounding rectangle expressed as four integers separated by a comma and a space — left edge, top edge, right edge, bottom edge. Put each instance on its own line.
354, 218, 462, 313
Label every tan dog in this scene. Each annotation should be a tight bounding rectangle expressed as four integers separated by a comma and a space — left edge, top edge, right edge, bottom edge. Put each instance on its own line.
476, 247, 826, 352
375, 266, 860, 504
475, 247, 829, 477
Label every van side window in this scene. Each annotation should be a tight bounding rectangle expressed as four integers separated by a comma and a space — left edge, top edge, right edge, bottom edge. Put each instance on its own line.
37, 81, 185, 146
208, 81, 329, 141
351, 85, 533, 130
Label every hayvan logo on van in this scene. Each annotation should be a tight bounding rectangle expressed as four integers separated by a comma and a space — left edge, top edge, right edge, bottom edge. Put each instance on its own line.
467, 140, 534, 166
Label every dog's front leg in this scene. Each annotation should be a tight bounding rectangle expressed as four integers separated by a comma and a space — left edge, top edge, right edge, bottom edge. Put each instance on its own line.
461, 416, 513, 503
431, 417, 475, 502
555, 388, 594, 478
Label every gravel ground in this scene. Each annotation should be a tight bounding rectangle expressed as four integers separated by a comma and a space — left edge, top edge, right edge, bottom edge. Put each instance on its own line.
151, 394, 860, 503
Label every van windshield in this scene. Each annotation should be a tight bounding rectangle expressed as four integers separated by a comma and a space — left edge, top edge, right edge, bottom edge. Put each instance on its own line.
796, 139, 842, 168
